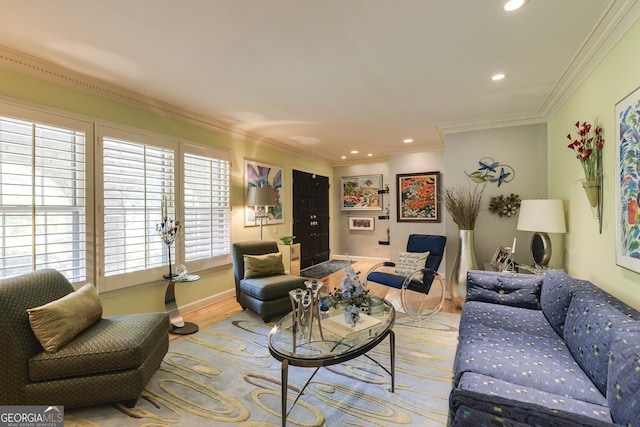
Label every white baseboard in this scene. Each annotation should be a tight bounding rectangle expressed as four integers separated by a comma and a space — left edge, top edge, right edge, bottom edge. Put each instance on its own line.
177, 288, 236, 316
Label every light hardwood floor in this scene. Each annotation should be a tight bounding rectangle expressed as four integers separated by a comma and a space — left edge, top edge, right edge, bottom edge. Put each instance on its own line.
170, 260, 461, 344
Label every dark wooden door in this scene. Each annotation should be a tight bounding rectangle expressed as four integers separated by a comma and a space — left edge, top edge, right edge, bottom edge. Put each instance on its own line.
293, 170, 330, 269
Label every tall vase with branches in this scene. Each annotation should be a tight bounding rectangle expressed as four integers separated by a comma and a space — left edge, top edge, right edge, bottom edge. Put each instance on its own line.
443, 185, 484, 308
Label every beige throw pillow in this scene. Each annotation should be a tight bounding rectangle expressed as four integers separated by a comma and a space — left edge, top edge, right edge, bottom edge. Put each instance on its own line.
395, 251, 430, 279
27, 283, 103, 352
243, 253, 285, 278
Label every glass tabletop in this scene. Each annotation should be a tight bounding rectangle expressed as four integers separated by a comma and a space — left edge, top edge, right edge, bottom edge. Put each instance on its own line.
268, 295, 395, 367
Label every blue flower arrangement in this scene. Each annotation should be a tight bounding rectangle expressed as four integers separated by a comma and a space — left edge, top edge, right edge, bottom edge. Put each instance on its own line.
329, 263, 371, 326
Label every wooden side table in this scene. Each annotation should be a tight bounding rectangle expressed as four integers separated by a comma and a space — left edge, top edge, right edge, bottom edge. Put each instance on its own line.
163, 274, 199, 334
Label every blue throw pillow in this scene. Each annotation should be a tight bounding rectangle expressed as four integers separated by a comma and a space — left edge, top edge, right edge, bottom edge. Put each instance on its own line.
466, 271, 542, 309
608, 331, 640, 426
564, 292, 640, 395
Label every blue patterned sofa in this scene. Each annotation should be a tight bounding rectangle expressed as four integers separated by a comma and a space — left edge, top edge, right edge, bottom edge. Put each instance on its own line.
449, 269, 640, 426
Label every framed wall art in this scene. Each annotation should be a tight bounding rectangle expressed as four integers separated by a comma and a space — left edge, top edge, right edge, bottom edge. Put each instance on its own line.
615, 86, 640, 273
397, 171, 441, 222
244, 159, 284, 226
340, 174, 382, 210
348, 217, 375, 231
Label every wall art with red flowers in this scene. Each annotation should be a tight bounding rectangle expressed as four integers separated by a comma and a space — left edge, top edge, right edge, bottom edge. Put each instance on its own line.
396, 171, 441, 222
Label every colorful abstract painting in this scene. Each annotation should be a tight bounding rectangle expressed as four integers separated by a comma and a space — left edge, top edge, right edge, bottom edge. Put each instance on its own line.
615, 86, 640, 272
340, 175, 382, 210
245, 160, 283, 226
397, 172, 440, 222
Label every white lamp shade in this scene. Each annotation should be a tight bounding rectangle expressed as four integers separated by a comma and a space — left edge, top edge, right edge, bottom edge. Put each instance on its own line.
247, 186, 276, 207
517, 199, 566, 233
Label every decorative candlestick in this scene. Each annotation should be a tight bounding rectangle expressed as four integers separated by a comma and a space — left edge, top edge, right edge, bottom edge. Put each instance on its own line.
157, 198, 180, 279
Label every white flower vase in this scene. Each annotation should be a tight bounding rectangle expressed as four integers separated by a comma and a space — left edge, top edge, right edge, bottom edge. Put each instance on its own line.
448, 229, 480, 308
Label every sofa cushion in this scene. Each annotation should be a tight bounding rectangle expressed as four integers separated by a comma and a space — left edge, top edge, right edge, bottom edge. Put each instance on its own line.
563, 292, 640, 395
607, 331, 640, 426
28, 312, 169, 381
459, 301, 559, 340
540, 270, 596, 338
453, 323, 606, 405
467, 271, 542, 309
239, 274, 305, 301
27, 283, 103, 352
243, 253, 285, 278
453, 372, 612, 424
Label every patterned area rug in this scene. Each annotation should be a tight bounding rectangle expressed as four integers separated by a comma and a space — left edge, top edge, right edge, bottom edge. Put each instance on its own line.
65, 310, 460, 426
300, 260, 350, 279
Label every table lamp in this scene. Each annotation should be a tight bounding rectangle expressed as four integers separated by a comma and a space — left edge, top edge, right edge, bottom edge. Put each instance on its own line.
516, 199, 566, 267
247, 186, 276, 240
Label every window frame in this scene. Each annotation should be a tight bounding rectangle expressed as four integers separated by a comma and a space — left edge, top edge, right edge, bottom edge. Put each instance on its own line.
0, 100, 94, 284
95, 124, 232, 293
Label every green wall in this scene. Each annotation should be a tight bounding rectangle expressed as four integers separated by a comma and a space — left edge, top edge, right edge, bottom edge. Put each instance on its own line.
0, 67, 332, 316
548, 20, 640, 310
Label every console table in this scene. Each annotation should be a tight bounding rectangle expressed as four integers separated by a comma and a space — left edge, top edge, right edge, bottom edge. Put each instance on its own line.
163, 274, 199, 334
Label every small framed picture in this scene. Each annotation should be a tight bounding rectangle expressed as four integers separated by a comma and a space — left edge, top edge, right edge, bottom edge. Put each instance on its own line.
490, 246, 513, 271
348, 217, 375, 231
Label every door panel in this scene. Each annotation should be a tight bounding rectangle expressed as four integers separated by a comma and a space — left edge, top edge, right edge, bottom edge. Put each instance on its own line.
293, 170, 330, 270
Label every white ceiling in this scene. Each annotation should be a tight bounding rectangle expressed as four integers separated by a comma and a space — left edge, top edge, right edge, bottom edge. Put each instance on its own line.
0, 1, 634, 164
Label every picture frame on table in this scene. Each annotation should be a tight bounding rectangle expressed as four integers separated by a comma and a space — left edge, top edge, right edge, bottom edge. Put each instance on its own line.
397, 171, 441, 222
615, 86, 640, 273
490, 246, 513, 271
244, 159, 284, 226
348, 217, 375, 231
340, 175, 382, 211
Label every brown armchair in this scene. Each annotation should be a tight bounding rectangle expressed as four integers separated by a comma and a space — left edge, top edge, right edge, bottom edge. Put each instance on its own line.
0, 269, 169, 408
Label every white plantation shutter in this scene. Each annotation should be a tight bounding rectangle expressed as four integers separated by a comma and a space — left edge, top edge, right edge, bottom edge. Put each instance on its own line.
101, 133, 175, 286
0, 113, 89, 282
183, 149, 231, 269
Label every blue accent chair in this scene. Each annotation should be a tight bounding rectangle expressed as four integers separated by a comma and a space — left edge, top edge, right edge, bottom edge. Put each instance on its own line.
365, 234, 447, 318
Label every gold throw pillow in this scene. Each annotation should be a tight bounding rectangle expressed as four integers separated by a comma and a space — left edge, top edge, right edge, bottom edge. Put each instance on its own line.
243, 253, 285, 278
27, 283, 103, 352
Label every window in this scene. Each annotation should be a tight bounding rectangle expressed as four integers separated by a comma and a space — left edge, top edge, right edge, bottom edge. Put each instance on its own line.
97, 126, 231, 292
183, 147, 231, 271
0, 108, 91, 283
0, 105, 231, 291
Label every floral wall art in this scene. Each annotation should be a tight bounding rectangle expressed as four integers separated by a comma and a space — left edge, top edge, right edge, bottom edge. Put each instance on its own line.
341, 175, 382, 210
615, 87, 640, 272
244, 159, 283, 226
397, 171, 440, 222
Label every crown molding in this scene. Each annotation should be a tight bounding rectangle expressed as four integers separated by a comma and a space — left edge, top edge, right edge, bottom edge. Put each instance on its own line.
0, 44, 334, 165
439, 0, 640, 136
540, 0, 640, 119
438, 113, 546, 137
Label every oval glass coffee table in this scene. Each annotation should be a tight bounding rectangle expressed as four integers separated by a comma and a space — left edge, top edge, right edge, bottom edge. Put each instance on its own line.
268, 296, 395, 427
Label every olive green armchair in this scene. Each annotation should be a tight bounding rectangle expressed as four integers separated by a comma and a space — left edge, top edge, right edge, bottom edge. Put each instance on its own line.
0, 269, 169, 408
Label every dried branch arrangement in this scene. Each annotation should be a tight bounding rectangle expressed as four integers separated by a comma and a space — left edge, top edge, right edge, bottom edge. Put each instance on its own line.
443, 185, 484, 230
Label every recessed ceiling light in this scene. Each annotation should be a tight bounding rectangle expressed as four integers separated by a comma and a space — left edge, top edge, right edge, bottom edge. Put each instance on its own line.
367, 153, 373, 157
341, 155, 347, 159
503, 0, 525, 12
350, 150, 359, 154
403, 138, 413, 143
491, 73, 506, 81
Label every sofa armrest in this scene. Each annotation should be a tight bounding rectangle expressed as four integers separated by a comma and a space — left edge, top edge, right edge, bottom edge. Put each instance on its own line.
466, 270, 543, 309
